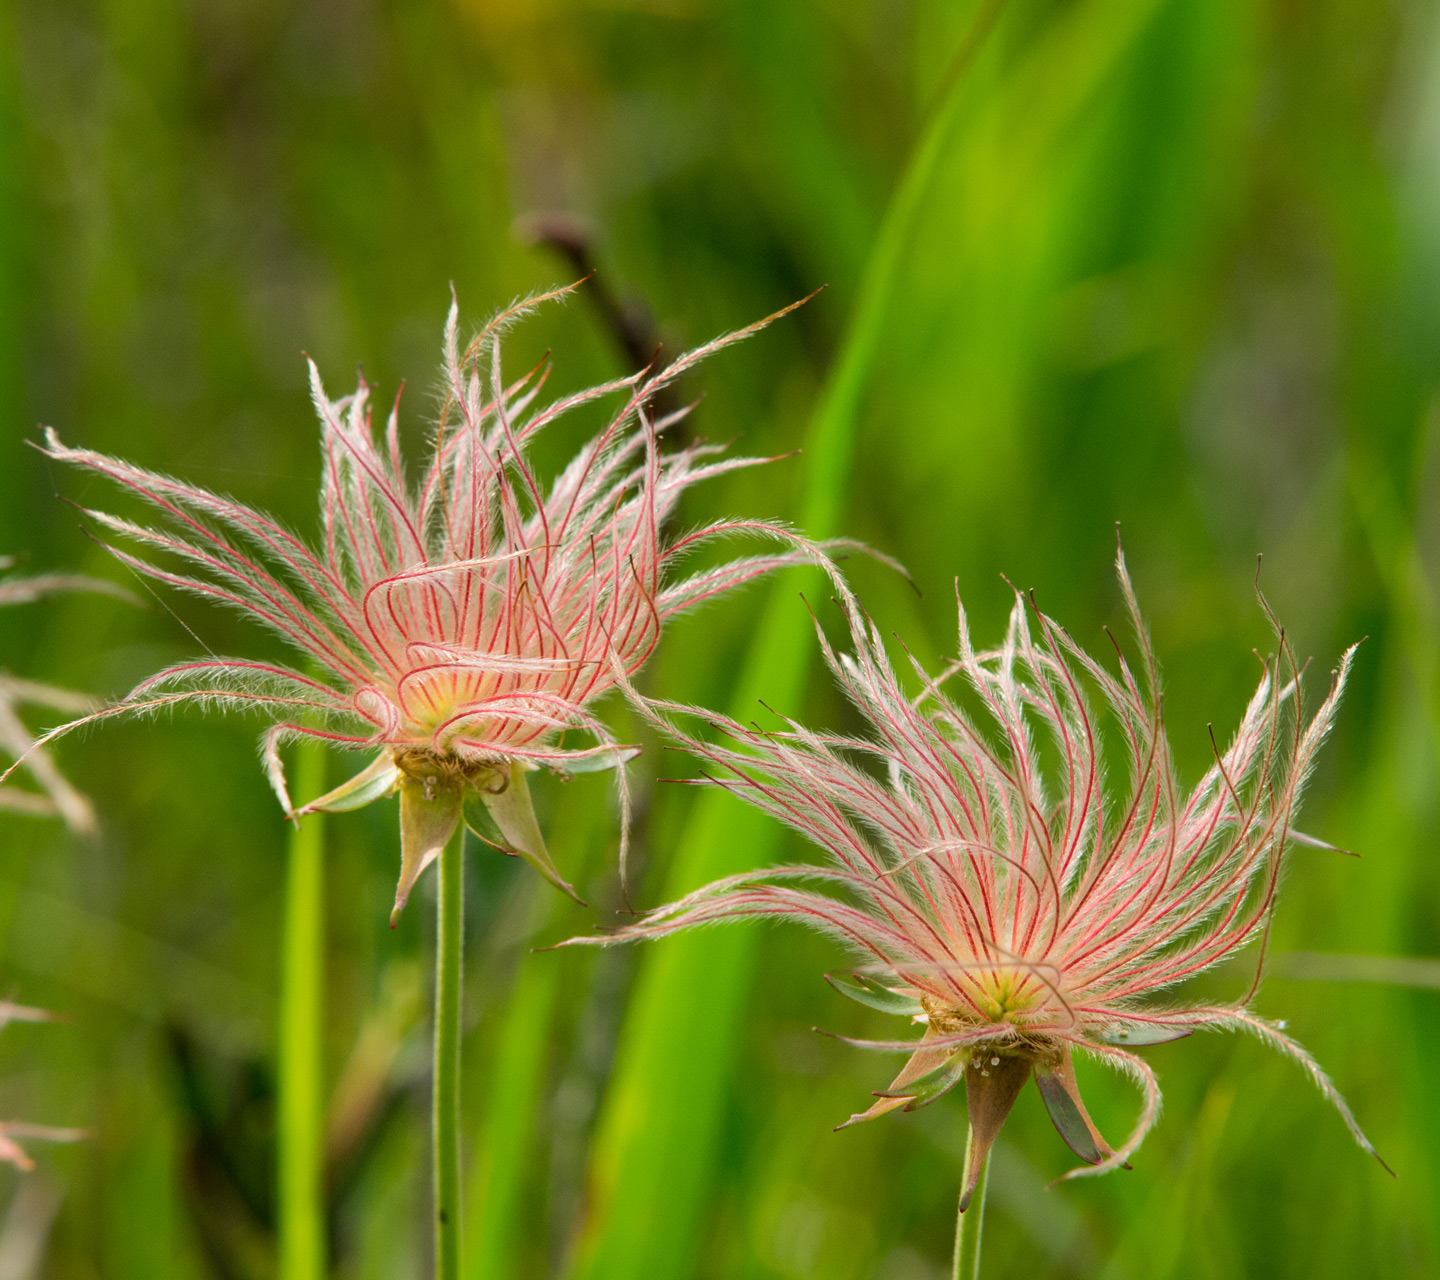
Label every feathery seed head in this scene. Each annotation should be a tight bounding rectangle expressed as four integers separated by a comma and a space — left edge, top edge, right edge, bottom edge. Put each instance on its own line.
36, 286, 827, 917
577, 549, 1382, 1199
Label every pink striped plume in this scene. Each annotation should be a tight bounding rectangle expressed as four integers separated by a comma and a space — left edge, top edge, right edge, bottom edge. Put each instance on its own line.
568, 549, 1384, 1202
34, 286, 840, 920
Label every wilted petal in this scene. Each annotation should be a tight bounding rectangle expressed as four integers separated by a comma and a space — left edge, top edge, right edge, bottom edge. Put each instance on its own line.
1034, 1047, 1118, 1166
392, 779, 463, 925
299, 750, 401, 817
837, 1034, 953, 1129
888, 1053, 968, 1110
960, 1053, 1032, 1211
472, 761, 584, 905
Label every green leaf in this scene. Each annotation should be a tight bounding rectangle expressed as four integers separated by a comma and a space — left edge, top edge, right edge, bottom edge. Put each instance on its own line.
824, 972, 925, 1017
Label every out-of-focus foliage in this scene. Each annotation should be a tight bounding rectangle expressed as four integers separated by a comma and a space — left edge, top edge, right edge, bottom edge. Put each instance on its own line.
1, 0, 1437, 1276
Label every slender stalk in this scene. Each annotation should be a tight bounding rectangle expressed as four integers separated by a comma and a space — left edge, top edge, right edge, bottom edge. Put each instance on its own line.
279, 741, 327, 1280
951, 1130, 990, 1280
433, 823, 465, 1280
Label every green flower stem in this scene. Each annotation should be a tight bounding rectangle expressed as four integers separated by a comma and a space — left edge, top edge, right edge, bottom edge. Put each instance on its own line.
434, 822, 466, 1280
951, 1130, 990, 1280
279, 740, 327, 1280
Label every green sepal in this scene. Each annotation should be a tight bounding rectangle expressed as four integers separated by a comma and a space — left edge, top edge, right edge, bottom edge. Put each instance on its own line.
825, 972, 925, 1018
465, 761, 585, 905
1035, 1066, 1103, 1164
298, 751, 399, 816
392, 778, 462, 926
1100, 1022, 1192, 1046
876, 1050, 968, 1110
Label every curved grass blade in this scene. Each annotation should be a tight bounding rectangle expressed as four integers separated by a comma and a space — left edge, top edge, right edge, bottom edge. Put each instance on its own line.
568, 4, 1177, 1275
567, 21, 1004, 1278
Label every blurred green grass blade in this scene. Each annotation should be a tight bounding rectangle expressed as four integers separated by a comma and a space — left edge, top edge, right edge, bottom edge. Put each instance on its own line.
565, 26, 985, 1280
569, 2, 1187, 1274
0, 0, 28, 554
1348, 452, 1440, 752
465, 790, 610, 1280
1096, 1080, 1234, 1280
279, 742, 327, 1280
793, 39, 987, 541
464, 944, 560, 1280
106, 1082, 207, 1279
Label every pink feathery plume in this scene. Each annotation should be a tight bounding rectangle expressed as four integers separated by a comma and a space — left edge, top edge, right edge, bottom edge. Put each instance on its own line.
32, 285, 844, 918
566, 544, 1384, 1202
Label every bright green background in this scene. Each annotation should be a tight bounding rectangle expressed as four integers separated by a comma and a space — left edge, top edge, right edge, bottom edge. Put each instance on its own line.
0, 0, 1436, 1275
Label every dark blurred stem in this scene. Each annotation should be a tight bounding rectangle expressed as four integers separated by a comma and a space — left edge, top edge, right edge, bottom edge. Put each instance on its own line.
514, 212, 681, 425
951, 1128, 989, 1280
434, 824, 465, 1280
279, 742, 326, 1280
544, 236, 654, 376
